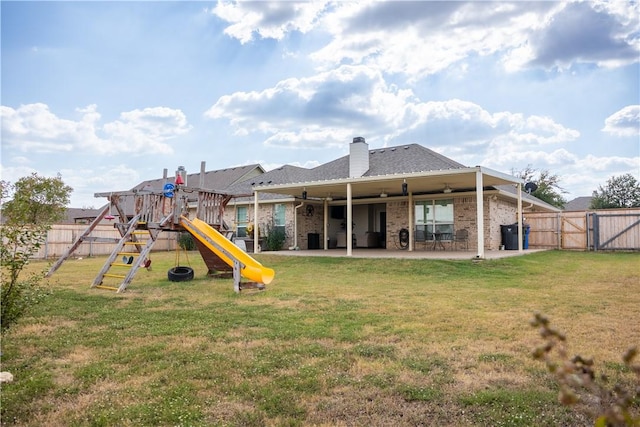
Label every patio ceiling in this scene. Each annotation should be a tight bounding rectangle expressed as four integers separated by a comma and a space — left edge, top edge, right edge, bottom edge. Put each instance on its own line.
253, 166, 522, 200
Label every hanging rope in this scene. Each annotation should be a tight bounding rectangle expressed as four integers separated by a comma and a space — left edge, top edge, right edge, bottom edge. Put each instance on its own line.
174, 235, 191, 268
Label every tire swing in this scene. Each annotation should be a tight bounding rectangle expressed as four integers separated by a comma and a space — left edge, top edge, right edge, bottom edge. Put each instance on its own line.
168, 237, 194, 282
398, 228, 410, 250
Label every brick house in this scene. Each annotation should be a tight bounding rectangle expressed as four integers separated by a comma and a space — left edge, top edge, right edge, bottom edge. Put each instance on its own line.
224, 137, 559, 258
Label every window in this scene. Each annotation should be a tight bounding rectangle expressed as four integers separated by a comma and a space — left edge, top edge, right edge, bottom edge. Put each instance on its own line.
415, 199, 453, 239
274, 203, 286, 234
236, 206, 248, 237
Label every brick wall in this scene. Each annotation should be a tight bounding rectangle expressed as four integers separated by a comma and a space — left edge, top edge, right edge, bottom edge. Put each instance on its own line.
452, 195, 518, 250
385, 200, 410, 248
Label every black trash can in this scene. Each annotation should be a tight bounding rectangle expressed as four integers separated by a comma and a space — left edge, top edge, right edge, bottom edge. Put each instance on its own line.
308, 233, 320, 250
500, 224, 518, 250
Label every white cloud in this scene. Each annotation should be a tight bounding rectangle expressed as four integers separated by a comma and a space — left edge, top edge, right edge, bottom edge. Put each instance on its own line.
0, 164, 39, 185
1, 104, 191, 156
57, 164, 143, 208
263, 128, 354, 149
602, 105, 640, 137
211, 1, 331, 44
0, 103, 82, 152
102, 107, 191, 154
207, 64, 581, 160
212, 1, 637, 78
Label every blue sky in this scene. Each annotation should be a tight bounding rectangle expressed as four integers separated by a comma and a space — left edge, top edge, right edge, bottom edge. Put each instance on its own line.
1, 1, 639, 208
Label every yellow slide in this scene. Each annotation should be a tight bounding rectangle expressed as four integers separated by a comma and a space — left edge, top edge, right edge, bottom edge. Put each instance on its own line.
180, 216, 274, 286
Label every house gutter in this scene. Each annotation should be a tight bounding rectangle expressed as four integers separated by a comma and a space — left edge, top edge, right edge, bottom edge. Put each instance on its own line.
289, 201, 304, 250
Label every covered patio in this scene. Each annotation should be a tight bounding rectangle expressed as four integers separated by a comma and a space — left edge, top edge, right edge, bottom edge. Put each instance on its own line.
252, 166, 528, 259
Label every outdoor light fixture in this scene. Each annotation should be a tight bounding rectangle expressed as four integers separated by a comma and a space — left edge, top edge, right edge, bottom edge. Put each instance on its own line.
443, 184, 453, 194
302, 189, 307, 200
380, 190, 388, 198
402, 179, 408, 196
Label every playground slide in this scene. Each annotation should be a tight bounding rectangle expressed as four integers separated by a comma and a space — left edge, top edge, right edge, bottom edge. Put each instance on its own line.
180, 216, 275, 286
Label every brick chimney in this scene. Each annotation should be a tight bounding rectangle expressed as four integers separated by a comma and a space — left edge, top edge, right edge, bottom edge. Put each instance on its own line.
349, 136, 369, 178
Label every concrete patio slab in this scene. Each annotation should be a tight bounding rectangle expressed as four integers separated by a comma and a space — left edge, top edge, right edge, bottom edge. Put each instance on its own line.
262, 248, 549, 260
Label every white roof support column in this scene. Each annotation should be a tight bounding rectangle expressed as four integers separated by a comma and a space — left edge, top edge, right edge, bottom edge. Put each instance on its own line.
475, 169, 485, 259
517, 183, 523, 252
323, 198, 329, 250
408, 191, 414, 251
253, 191, 260, 253
347, 182, 353, 256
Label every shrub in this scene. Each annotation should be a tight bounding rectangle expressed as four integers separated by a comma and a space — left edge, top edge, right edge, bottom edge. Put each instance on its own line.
263, 223, 286, 251
1, 175, 70, 333
178, 232, 196, 251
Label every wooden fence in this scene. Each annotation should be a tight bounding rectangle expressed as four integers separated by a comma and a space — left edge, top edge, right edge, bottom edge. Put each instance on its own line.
35, 224, 179, 259
525, 208, 640, 251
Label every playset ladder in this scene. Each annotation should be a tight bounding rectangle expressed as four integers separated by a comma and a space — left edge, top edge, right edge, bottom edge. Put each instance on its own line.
92, 214, 160, 293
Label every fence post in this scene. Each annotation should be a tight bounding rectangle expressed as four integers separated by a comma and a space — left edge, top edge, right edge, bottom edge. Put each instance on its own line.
593, 213, 599, 252
556, 212, 561, 249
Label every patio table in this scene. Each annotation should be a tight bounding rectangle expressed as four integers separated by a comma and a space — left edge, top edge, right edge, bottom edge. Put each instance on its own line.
432, 232, 452, 250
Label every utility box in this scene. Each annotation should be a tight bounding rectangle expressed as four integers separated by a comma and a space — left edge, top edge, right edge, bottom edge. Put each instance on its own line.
307, 233, 320, 250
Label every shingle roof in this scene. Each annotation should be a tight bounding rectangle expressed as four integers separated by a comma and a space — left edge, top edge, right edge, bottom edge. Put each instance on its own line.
131, 164, 265, 193
307, 144, 466, 181
61, 205, 108, 224
564, 196, 593, 211
225, 143, 471, 202
226, 165, 310, 201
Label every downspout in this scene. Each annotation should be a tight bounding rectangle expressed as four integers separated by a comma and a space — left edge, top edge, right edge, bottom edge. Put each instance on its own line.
289, 201, 304, 250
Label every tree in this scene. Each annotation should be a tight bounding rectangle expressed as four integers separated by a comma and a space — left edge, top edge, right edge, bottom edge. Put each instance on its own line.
1, 173, 73, 332
2, 173, 71, 225
590, 173, 640, 209
514, 165, 567, 209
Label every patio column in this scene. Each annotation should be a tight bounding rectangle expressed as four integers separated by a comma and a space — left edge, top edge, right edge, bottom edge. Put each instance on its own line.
517, 183, 523, 252
408, 191, 414, 251
475, 169, 485, 259
254, 191, 260, 253
323, 197, 329, 250
346, 182, 353, 256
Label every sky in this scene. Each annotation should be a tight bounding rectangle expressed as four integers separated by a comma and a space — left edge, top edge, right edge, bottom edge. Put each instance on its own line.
1, 1, 639, 208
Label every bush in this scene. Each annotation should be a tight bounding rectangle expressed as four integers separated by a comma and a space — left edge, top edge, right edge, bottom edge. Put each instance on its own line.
1, 174, 71, 333
1, 225, 51, 332
178, 232, 196, 251
263, 223, 286, 251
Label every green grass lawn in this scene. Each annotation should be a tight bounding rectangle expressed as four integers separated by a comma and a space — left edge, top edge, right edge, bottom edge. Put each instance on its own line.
2, 250, 639, 426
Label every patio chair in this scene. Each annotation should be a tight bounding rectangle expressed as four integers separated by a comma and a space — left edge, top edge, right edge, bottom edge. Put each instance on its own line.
414, 229, 428, 250
453, 229, 469, 251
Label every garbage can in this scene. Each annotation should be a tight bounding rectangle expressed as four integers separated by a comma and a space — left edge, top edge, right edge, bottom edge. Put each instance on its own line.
500, 224, 518, 250
307, 233, 320, 250
523, 224, 530, 249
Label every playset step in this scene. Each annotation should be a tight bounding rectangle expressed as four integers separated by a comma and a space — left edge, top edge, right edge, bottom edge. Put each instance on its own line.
91, 213, 162, 293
